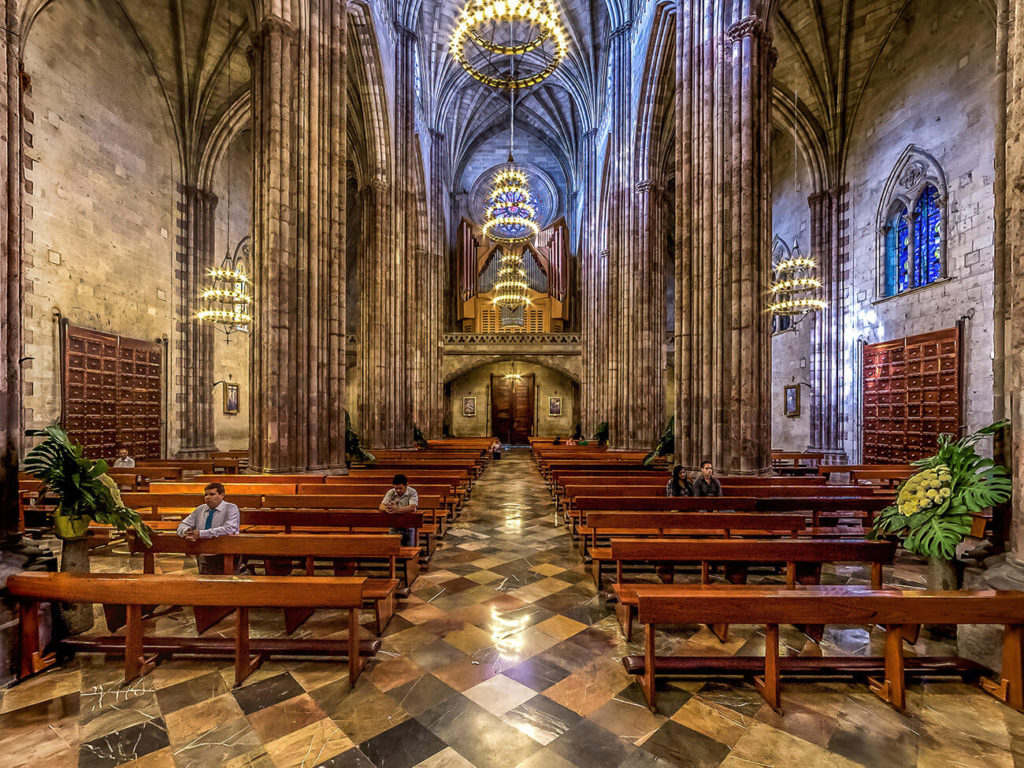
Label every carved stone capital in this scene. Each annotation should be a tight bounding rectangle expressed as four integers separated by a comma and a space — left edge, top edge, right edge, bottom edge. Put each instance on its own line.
257, 14, 299, 42
635, 180, 656, 194
393, 20, 417, 41
610, 20, 633, 39
767, 45, 779, 70
726, 15, 765, 42
371, 174, 390, 193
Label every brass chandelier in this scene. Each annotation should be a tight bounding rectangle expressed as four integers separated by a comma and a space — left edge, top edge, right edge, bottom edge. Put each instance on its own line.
196, 265, 252, 337
450, 0, 568, 89
492, 248, 531, 309
768, 246, 827, 317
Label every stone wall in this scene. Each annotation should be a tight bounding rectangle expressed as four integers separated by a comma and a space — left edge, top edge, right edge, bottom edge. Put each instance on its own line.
210, 130, 252, 451
840, 0, 997, 458
21, 0, 178, 442
770, 129, 813, 451
447, 361, 577, 438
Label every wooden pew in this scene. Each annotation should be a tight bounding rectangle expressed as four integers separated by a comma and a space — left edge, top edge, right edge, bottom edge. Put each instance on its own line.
755, 496, 893, 526
625, 585, 1024, 713
9, 571, 379, 686
137, 457, 240, 474
818, 464, 912, 480
263, 495, 445, 556
573, 497, 759, 545
149, 482, 297, 495
586, 511, 807, 579
770, 452, 825, 476
127, 532, 411, 634
607, 538, 897, 637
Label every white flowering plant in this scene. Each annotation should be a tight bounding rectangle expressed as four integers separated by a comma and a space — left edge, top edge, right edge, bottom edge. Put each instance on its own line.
870, 420, 1011, 560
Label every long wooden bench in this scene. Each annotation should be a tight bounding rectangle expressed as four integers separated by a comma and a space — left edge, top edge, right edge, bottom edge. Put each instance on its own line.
573, 497, 759, 545
625, 585, 1024, 713
9, 571, 379, 686
586, 512, 807, 579
607, 538, 897, 638
137, 457, 240, 473
127, 532, 410, 634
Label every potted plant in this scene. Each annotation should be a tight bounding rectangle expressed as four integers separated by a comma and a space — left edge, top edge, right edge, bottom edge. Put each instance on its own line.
344, 411, 375, 466
871, 420, 1011, 589
24, 425, 152, 633
594, 421, 609, 446
643, 417, 674, 467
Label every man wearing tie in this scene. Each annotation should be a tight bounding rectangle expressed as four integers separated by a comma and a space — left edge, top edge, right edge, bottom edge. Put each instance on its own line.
176, 482, 240, 573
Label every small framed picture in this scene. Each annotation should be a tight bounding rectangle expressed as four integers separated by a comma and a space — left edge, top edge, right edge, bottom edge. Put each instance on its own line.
462, 396, 477, 417
224, 383, 240, 415
784, 384, 800, 418
548, 397, 562, 417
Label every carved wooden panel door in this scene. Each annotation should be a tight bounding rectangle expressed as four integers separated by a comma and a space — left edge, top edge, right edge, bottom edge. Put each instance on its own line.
63, 325, 162, 460
491, 373, 535, 444
862, 327, 960, 463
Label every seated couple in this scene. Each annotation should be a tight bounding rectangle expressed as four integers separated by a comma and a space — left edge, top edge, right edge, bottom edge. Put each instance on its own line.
665, 461, 723, 497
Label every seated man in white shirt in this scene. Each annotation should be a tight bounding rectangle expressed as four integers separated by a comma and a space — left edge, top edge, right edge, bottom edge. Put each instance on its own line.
112, 447, 135, 469
176, 482, 241, 573
378, 474, 418, 547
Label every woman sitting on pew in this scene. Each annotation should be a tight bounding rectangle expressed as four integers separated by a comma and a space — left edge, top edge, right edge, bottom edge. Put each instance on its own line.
666, 465, 693, 497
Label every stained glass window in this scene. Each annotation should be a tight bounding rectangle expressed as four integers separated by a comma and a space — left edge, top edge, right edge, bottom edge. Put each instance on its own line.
885, 205, 910, 297
913, 184, 942, 287
883, 184, 942, 297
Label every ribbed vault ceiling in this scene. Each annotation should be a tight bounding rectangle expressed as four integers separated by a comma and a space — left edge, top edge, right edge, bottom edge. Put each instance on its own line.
415, 0, 608, 213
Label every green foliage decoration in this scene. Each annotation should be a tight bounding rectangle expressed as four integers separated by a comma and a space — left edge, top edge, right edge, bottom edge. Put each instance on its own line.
24, 424, 152, 546
413, 424, 430, 450
870, 420, 1012, 560
594, 421, 609, 446
344, 410, 375, 463
643, 418, 674, 467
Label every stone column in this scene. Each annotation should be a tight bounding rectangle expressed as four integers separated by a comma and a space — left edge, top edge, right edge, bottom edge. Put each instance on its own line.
674, 2, 773, 474
808, 186, 847, 459
605, 20, 661, 450
249, 2, 348, 472
426, 129, 447, 438
176, 186, 217, 457
578, 129, 605, 436
1, 0, 22, 547
361, 22, 418, 448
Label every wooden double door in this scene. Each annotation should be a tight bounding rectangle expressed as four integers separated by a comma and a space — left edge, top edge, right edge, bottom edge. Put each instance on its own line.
491, 373, 534, 445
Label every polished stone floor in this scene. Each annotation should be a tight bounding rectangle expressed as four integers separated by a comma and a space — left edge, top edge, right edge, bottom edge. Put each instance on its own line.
2, 449, 1023, 767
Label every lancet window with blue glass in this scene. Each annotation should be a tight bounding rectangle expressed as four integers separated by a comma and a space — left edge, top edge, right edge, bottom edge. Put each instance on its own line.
883, 184, 943, 297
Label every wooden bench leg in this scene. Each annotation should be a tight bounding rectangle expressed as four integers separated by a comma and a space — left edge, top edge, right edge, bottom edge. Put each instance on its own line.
614, 601, 634, 639
981, 623, 1024, 710
18, 601, 55, 679
869, 624, 906, 711
754, 624, 781, 711
348, 607, 362, 688
642, 622, 656, 711
234, 607, 266, 686
124, 605, 157, 682
374, 593, 395, 636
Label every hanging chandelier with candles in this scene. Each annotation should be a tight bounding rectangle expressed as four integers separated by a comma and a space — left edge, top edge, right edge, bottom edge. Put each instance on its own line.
492, 248, 531, 309
196, 254, 252, 340
482, 168, 540, 244
450, 0, 568, 89
768, 245, 827, 317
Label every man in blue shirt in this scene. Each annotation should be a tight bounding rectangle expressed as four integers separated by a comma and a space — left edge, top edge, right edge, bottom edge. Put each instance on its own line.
177, 482, 240, 573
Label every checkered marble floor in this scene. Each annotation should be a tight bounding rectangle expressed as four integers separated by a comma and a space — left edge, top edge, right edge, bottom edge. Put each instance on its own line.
3, 449, 1024, 767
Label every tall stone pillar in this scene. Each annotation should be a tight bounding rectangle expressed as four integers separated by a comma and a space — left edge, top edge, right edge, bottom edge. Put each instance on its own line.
361, 22, 417, 449
426, 129, 447, 438
604, 20, 661, 450
176, 186, 217, 457
808, 186, 847, 459
359, 176, 391, 445
578, 129, 605, 436
674, 2, 773, 474
1, 0, 23, 547
250, 3, 348, 472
